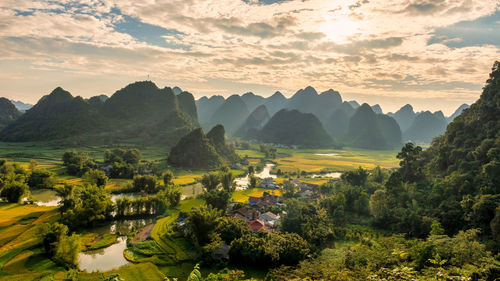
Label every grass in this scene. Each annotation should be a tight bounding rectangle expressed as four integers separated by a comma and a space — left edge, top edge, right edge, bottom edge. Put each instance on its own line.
81, 233, 118, 251
231, 188, 282, 203
78, 262, 165, 281
274, 147, 399, 173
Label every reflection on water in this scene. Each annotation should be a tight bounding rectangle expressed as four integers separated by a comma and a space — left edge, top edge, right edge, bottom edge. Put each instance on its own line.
30, 189, 60, 206
78, 236, 129, 272
89, 218, 156, 236
315, 153, 340, 157
235, 163, 275, 190
311, 172, 342, 178
111, 193, 140, 203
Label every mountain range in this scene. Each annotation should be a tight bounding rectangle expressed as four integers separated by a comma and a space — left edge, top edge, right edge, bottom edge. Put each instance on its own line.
0, 81, 197, 146
196, 86, 468, 148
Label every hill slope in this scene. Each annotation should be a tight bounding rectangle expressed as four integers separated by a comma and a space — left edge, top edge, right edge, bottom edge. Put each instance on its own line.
256, 109, 337, 148
403, 111, 448, 143
235, 105, 270, 138
206, 95, 249, 135
0, 98, 22, 129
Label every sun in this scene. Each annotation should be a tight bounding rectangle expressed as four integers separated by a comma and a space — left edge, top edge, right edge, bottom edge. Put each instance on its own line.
319, 15, 360, 42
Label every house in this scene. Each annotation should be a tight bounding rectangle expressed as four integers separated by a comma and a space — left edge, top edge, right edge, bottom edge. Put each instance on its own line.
300, 190, 313, 197
99, 164, 113, 175
232, 207, 259, 221
260, 177, 276, 189
262, 193, 280, 204
248, 196, 260, 205
259, 212, 280, 227
231, 163, 242, 169
247, 219, 268, 232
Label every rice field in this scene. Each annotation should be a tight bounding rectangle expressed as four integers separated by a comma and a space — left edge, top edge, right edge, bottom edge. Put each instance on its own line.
274, 147, 399, 173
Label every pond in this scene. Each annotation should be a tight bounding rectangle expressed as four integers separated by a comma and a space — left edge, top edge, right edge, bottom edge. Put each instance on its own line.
89, 218, 156, 236
30, 189, 60, 206
311, 172, 342, 178
235, 163, 275, 190
78, 236, 129, 272
315, 153, 340, 157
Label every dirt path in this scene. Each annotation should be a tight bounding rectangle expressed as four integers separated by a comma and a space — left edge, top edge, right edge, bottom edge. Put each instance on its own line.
132, 224, 154, 243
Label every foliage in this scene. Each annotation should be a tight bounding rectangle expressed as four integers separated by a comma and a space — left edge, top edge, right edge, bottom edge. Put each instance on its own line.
82, 169, 108, 187
62, 151, 96, 176
203, 189, 230, 211
184, 206, 223, 246
133, 175, 159, 193
200, 172, 221, 192
27, 169, 56, 189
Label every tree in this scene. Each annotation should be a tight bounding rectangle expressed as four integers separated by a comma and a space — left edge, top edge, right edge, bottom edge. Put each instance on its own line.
1, 181, 28, 203
39, 222, 69, 257
203, 189, 230, 211
62, 151, 96, 176
220, 171, 236, 192
341, 167, 368, 186
215, 217, 251, 244
55, 233, 81, 267
369, 189, 392, 227
61, 185, 113, 228
185, 206, 222, 246
82, 169, 108, 187
490, 207, 500, 247
200, 172, 220, 192
163, 170, 174, 186
371, 166, 386, 183
397, 142, 424, 183
430, 220, 445, 236
133, 175, 158, 193
27, 169, 56, 189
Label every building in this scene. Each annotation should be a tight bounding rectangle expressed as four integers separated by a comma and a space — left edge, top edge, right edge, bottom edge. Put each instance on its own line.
260, 177, 276, 188
247, 219, 268, 232
259, 212, 280, 228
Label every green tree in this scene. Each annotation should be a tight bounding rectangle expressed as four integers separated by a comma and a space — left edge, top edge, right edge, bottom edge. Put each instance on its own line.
27, 169, 56, 189
185, 206, 222, 246
1, 181, 28, 203
163, 170, 174, 186
220, 171, 236, 192
38, 222, 69, 257
133, 175, 158, 193
215, 216, 251, 244
397, 142, 424, 183
341, 167, 368, 186
430, 220, 445, 235
55, 233, 81, 267
203, 189, 230, 211
200, 172, 220, 192
82, 169, 108, 187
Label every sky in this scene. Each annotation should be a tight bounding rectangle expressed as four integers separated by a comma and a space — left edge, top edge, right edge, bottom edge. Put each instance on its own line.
0, 0, 499, 115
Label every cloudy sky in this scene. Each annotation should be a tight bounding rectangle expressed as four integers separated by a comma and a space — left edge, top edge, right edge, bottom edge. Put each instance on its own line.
0, 0, 499, 114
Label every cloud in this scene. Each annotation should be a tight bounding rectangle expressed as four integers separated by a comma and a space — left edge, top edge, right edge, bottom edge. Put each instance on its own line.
317, 37, 404, 54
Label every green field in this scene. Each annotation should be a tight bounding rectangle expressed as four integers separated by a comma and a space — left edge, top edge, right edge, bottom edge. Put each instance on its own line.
270, 147, 399, 173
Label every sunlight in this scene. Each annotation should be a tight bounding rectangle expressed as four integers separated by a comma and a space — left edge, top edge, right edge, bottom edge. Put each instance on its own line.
319, 15, 360, 42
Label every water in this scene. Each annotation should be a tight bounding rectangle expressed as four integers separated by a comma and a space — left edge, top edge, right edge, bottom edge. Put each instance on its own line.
111, 193, 140, 203
89, 218, 156, 236
315, 153, 340, 157
78, 236, 129, 272
311, 172, 342, 178
30, 189, 60, 206
235, 163, 275, 190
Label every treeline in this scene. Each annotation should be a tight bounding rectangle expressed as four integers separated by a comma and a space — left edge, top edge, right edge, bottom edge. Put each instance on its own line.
0, 159, 58, 203
62, 148, 157, 179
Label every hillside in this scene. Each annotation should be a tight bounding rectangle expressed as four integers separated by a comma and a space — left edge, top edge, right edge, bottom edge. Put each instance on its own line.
0, 81, 197, 146
403, 111, 448, 143
196, 95, 225, 124
0, 98, 22, 129
447, 103, 469, 123
264, 91, 287, 115
168, 125, 237, 169
235, 105, 270, 138
206, 95, 249, 135
0, 88, 100, 141
256, 109, 337, 148
345, 104, 402, 149
389, 104, 415, 132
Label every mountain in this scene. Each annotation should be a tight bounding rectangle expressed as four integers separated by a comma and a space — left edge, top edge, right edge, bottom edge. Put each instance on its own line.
264, 91, 287, 116
168, 125, 238, 169
255, 109, 337, 148
348, 101, 360, 109
167, 128, 223, 169
0, 98, 22, 129
287, 86, 319, 114
0, 88, 99, 141
345, 104, 402, 149
389, 104, 415, 132
403, 111, 448, 143
196, 95, 225, 124
235, 105, 270, 138
206, 95, 249, 135
173, 86, 182, 95
316, 89, 342, 121
241, 92, 265, 113
177, 91, 198, 123
0, 81, 196, 146
447, 103, 469, 123
371, 104, 383, 114
10, 100, 33, 112
324, 108, 350, 139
